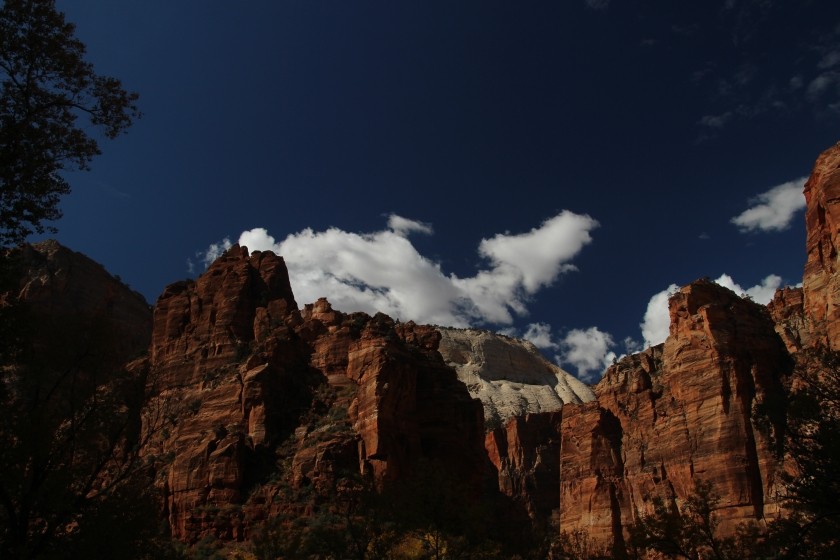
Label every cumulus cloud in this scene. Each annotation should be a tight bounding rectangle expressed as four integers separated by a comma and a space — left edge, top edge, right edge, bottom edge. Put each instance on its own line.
639, 274, 785, 348
730, 178, 807, 232
186, 237, 234, 276
196, 211, 598, 328
559, 327, 615, 383
640, 284, 679, 348
387, 214, 433, 237
522, 322, 560, 351
713, 273, 782, 304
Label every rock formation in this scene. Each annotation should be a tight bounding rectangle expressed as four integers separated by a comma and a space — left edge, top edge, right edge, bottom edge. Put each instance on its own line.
4, 239, 152, 361
551, 142, 840, 554
142, 246, 312, 540
437, 328, 594, 426
558, 282, 791, 551
144, 249, 489, 542
485, 411, 564, 521
0, 241, 155, 558
767, 286, 807, 353
803, 141, 840, 349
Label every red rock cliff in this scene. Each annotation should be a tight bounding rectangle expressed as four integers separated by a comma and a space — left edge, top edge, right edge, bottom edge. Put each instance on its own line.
145, 249, 488, 542
558, 280, 791, 554
6, 239, 152, 361
803, 141, 840, 349
144, 246, 311, 541
485, 411, 563, 521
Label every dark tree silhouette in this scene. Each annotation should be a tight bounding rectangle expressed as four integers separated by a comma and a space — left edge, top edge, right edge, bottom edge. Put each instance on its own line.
0, 0, 140, 244
764, 348, 840, 559
0, 300, 172, 559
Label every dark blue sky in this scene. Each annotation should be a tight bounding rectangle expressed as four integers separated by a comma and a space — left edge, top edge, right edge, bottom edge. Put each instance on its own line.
44, 0, 840, 381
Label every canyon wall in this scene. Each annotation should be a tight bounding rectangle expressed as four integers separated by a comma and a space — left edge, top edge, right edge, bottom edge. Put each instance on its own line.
558, 281, 790, 553
144, 248, 488, 542
11, 142, 840, 553
554, 141, 840, 554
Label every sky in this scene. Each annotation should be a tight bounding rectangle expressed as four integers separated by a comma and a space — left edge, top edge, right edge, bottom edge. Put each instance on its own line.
38, 0, 840, 383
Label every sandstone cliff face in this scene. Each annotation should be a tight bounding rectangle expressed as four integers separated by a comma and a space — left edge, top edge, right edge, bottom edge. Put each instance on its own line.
6, 240, 152, 362
558, 280, 791, 552
485, 412, 563, 521
151, 245, 298, 389
437, 328, 594, 522
145, 246, 313, 540
803, 141, 840, 349
299, 300, 487, 486
145, 249, 489, 542
767, 286, 807, 353
437, 328, 594, 426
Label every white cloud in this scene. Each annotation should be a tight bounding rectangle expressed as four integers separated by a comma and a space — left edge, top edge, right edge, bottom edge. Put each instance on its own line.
472, 211, 597, 293
623, 336, 643, 355
238, 228, 277, 252
713, 273, 782, 304
522, 322, 560, 351
730, 177, 807, 232
196, 211, 598, 328
559, 327, 615, 383
641, 284, 679, 348
639, 274, 785, 348
201, 237, 233, 268
387, 214, 433, 237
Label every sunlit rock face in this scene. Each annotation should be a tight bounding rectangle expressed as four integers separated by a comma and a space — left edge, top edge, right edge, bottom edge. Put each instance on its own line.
767, 286, 807, 353
144, 246, 489, 542
437, 327, 595, 426
144, 245, 314, 541
552, 141, 840, 553
803, 141, 840, 349
558, 280, 792, 553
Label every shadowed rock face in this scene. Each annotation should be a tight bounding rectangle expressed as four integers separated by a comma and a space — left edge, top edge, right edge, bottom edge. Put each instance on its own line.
6, 240, 152, 362
485, 412, 564, 521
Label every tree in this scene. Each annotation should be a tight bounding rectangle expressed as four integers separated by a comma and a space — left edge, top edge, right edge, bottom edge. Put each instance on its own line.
0, 0, 140, 245
551, 529, 612, 560
763, 348, 840, 559
627, 480, 757, 560
0, 248, 176, 559
0, 298, 172, 558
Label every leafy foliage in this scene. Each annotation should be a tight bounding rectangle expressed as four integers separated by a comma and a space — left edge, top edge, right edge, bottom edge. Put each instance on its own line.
627, 480, 760, 560
0, 0, 140, 244
0, 254, 174, 559
762, 348, 840, 559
